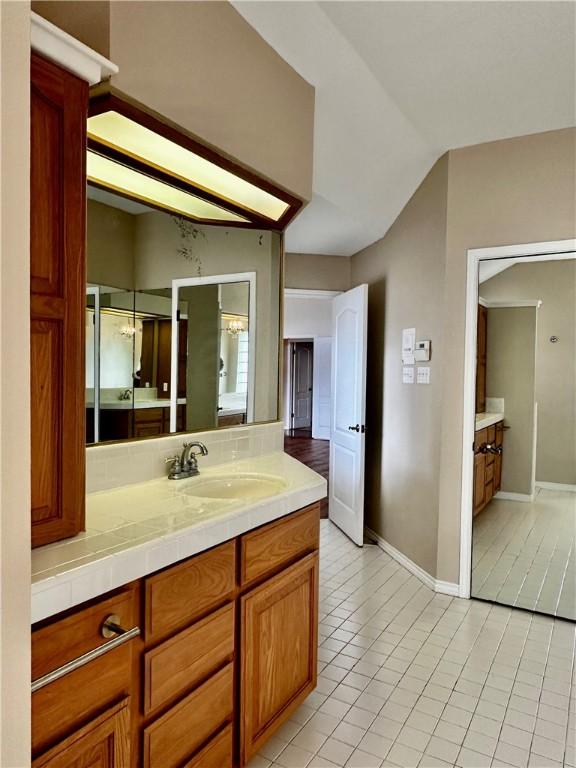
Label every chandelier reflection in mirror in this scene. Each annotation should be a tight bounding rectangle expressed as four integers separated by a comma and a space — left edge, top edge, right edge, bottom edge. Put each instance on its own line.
227, 319, 245, 336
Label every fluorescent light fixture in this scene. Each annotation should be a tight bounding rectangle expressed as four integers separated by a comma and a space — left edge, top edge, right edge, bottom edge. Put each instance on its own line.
88, 111, 290, 222
87, 152, 249, 223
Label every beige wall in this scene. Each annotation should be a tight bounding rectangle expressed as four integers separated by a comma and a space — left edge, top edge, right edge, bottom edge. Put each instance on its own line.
31, 0, 110, 56
351, 128, 576, 585
0, 2, 31, 764
438, 128, 576, 582
486, 307, 537, 495
351, 156, 448, 578
33, 0, 315, 202
87, 199, 135, 289
481, 261, 576, 486
285, 253, 351, 292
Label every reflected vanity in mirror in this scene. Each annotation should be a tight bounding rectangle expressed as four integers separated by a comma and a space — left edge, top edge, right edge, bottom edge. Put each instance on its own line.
86, 187, 281, 444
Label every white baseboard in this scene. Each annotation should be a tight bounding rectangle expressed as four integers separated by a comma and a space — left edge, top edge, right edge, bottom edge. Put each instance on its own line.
493, 491, 534, 503
365, 527, 460, 598
536, 481, 576, 493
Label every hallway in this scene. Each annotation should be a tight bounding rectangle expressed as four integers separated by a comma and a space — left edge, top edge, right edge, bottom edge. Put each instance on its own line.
250, 521, 576, 768
284, 429, 330, 518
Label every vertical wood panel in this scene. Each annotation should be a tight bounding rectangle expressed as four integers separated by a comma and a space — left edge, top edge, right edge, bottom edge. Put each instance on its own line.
240, 552, 318, 764
30, 321, 62, 521
30, 53, 87, 547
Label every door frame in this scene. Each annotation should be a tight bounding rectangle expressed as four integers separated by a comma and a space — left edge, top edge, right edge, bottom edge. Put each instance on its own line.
170, 272, 256, 432
284, 337, 314, 433
459, 239, 576, 598
86, 286, 101, 443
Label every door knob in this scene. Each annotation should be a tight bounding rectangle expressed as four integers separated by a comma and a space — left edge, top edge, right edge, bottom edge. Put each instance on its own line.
348, 424, 360, 432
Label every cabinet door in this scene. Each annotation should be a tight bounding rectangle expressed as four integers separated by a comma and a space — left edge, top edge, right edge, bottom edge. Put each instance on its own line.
33, 699, 130, 768
240, 552, 318, 765
473, 452, 486, 516
30, 53, 87, 547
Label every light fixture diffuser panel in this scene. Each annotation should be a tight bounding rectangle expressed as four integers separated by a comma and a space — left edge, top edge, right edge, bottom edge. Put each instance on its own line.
87, 151, 249, 223
88, 111, 290, 222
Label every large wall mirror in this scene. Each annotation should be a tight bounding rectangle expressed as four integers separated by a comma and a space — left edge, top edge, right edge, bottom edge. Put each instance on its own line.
86, 187, 281, 444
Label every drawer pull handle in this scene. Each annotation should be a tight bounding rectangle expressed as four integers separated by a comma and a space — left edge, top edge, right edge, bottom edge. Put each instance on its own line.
31, 624, 140, 693
101, 613, 127, 639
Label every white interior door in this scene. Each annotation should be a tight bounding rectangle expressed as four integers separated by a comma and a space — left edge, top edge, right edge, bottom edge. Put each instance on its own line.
329, 284, 368, 545
292, 342, 313, 429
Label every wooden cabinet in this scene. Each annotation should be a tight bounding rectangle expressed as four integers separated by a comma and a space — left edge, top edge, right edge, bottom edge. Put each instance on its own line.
144, 540, 236, 643
33, 700, 131, 768
30, 53, 88, 547
143, 663, 234, 768
32, 504, 321, 767
241, 504, 319, 587
143, 603, 235, 715
473, 421, 504, 516
32, 586, 138, 758
475, 304, 487, 413
240, 552, 318, 764
183, 724, 233, 768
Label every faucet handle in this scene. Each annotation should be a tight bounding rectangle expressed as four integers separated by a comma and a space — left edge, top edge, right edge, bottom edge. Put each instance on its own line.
165, 455, 182, 471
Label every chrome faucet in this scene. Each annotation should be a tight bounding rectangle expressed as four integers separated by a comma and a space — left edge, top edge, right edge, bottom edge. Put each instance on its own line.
165, 441, 208, 480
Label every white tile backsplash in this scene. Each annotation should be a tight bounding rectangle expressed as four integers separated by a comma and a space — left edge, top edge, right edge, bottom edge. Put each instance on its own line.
86, 421, 285, 493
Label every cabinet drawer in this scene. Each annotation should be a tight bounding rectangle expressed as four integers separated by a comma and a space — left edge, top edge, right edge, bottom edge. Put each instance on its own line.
33, 699, 130, 768
474, 428, 488, 451
145, 541, 236, 644
143, 662, 234, 768
134, 407, 165, 423
241, 504, 320, 587
485, 462, 495, 483
144, 602, 235, 715
487, 424, 497, 444
32, 587, 137, 680
32, 588, 138, 755
183, 724, 233, 768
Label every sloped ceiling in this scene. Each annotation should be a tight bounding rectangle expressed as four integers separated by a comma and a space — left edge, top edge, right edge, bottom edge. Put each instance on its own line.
233, 1, 576, 256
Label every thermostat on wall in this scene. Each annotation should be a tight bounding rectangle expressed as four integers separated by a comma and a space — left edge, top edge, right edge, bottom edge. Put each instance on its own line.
414, 340, 431, 362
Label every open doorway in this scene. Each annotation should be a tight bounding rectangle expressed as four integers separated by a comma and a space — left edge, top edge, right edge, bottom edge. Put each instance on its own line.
283, 338, 329, 517
461, 241, 575, 620
285, 340, 313, 434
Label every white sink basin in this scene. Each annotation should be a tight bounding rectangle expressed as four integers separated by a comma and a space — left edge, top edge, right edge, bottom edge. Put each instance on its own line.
179, 473, 287, 500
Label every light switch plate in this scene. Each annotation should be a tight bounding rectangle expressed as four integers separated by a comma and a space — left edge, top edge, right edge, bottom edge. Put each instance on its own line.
403, 366, 414, 384
417, 366, 430, 384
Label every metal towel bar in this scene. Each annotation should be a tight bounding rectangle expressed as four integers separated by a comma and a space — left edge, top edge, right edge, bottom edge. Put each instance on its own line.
31, 624, 140, 693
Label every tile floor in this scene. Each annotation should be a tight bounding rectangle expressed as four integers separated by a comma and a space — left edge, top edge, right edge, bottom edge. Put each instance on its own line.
248, 520, 575, 768
471, 489, 576, 621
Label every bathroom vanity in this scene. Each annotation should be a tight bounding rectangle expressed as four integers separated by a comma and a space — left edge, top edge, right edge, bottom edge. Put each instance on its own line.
29, 32, 318, 768
32, 445, 325, 768
473, 416, 504, 515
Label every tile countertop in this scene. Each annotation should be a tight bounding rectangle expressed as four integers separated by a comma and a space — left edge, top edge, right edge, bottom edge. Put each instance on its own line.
475, 412, 505, 430
31, 452, 327, 624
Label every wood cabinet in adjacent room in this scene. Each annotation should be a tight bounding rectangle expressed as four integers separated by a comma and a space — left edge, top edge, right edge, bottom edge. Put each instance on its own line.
473, 421, 504, 516
30, 53, 88, 547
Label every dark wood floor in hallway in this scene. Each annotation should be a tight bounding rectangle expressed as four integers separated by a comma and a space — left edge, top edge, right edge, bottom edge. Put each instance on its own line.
284, 429, 329, 518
